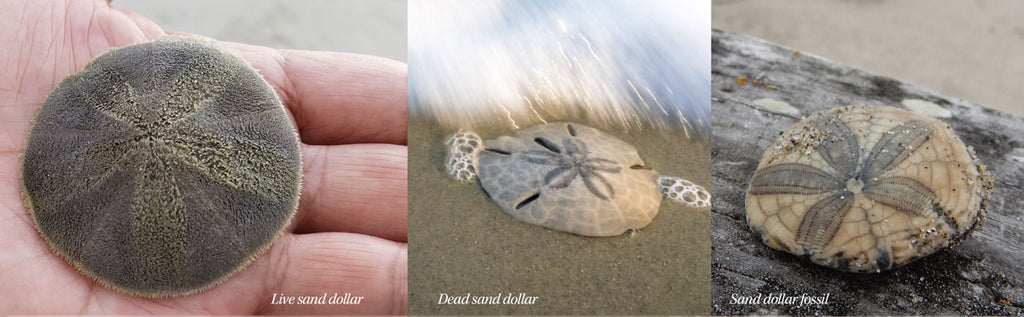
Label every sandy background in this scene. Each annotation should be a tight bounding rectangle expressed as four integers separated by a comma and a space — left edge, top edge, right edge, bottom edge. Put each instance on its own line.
114, 0, 407, 61
714, 0, 1024, 117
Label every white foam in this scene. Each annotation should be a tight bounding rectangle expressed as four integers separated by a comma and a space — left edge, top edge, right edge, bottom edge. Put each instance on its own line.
656, 175, 711, 208
445, 132, 483, 182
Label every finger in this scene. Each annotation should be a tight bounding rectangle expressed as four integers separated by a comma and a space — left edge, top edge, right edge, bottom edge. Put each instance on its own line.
256, 233, 407, 315
213, 40, 408, 146
110, 6, 167, 40
292, 144, 407, 242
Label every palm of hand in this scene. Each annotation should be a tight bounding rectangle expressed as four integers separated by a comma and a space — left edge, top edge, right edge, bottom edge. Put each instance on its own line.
0, 1, 408, 314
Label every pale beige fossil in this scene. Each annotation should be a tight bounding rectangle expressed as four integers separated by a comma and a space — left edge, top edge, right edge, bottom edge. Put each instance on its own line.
746, 105, 992, 273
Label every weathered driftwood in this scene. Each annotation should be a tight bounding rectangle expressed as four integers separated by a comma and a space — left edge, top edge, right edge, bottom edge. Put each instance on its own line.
711, 29, 1023, 316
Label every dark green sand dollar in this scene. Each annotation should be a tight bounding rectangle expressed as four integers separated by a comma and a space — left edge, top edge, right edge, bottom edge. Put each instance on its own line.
20, 37, 302, 297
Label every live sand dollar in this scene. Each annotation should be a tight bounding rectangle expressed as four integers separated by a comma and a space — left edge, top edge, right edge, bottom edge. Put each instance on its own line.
21, 37, 302, 297
745, 105, 991, 273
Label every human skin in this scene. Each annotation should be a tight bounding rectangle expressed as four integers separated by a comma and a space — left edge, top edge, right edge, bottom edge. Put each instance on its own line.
0, 0, 408, 314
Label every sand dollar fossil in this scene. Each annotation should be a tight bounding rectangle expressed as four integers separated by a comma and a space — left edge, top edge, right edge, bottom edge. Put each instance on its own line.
21, 37, 302, 297
746, 105, 991, 273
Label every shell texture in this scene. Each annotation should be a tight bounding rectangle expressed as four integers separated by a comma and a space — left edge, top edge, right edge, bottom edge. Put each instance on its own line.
445, 131, 483, 182
657, 175, 711, 208
745, 105, 990, 273
21, 37, 302, 296
477, 122, 662, 237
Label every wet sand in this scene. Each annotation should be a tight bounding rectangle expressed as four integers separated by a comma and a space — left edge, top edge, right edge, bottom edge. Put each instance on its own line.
408, 118, 711, 315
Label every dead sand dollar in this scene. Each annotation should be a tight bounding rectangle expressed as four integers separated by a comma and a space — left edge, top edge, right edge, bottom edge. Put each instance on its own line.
746, 105, 991, 273
21, 37, 302, 296
477, 122, 662, 237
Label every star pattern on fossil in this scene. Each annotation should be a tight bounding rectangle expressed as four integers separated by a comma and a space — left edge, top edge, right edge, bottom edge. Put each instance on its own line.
748, 115, 940, 253
521, 137, 622, 200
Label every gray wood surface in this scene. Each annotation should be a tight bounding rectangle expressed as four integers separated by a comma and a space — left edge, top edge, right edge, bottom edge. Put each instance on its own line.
711, 29, 1023, 315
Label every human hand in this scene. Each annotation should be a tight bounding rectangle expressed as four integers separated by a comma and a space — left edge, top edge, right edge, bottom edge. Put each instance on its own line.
0, 0, 407, 314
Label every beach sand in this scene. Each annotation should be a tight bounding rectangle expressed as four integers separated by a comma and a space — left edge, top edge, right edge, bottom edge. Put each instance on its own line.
408, 118, 711, 315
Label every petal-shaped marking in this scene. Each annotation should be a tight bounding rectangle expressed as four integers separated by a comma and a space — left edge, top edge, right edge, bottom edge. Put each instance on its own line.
162, 129, 298, 202
84, 78, 140, 125
583, 170, 615, 200
795, 191, 854, 252
544, 166, 575, 188
49, 136, 134, 210
63, 62, 144, 127
519, 136, 623, 201
812, 115, 860, 178
563, 138, 584, 157
584, 157, 621, 173
748, 163, 842, 195
157, 50, 234, 128
862, 176, 936, 218
862, 120, 933, 178
130, 147, 190, 286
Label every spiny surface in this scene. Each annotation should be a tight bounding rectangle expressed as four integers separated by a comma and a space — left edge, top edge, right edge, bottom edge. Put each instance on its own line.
477, 123, 661, 237
746, 105, 989, 273
21, 38, 302, 297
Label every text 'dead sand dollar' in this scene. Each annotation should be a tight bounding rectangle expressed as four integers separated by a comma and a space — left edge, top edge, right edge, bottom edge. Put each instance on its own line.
21, 37, 302, 297
745, 105, 991, 273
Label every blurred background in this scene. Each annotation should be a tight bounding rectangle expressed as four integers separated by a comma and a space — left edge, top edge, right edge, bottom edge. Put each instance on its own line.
409, 0, 711, 135
114, 0, 407, 62
714, 0, 1024, 117
115, 1, 1024, 118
